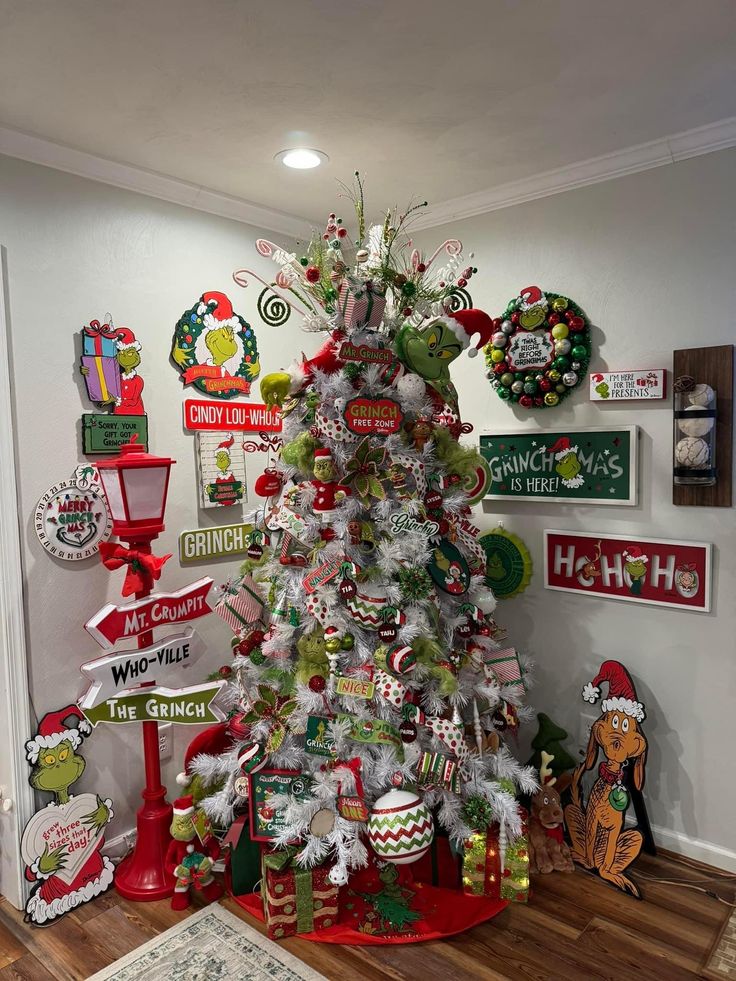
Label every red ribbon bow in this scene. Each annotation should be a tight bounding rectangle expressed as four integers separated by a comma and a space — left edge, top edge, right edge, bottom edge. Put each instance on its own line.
99, 542, 172, 597
84, 318, 119, 340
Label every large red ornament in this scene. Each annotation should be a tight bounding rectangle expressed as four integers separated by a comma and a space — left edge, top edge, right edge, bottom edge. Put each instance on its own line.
255, 469, 284, 497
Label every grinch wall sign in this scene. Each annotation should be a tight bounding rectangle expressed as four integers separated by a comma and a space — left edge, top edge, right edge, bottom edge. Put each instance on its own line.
195, 432, 246, 508
479, 527, 533, 599
590, 369, 666, 401
479, 427, 638, 505
172, 291, 260, 398
34, 466, 112, 561
544, 530, 712, 612
179, 523, 255, 564
183, 399, 282, 433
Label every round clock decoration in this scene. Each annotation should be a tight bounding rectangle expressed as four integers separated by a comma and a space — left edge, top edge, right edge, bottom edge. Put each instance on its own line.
485, 286, 591, 409
479, 526, 532, 599
171, 290, 260, 399
34, 466, 112, 561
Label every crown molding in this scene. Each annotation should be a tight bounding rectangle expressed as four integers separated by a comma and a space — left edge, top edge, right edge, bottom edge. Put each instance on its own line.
412, 116, 736, 230
0, 126, 312, 240
2, 117, 735, 238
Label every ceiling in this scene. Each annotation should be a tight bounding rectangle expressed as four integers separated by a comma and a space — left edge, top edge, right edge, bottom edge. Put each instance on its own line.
1, 0, 735, 229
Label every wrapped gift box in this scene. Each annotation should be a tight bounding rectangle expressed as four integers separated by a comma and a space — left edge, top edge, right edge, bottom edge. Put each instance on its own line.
462, 826, 502, 898
83, 333, 118, 358
262, 849, 339, 939
501, 816, 530, 904
82, 355, 121, 403
338, 279, 386, 331
214, 576, 264, 637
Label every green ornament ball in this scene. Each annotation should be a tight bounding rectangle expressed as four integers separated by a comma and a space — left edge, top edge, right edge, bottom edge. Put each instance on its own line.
523, 381, 537, 395
609, 785, 629, 811
250, 648, 266, 666
515, 372, 524, 381
498, 387, 511, 400
299, 256, 309, 266
556, 383, 566, 394
571, 344, 588, 360
553, 356, 570, 371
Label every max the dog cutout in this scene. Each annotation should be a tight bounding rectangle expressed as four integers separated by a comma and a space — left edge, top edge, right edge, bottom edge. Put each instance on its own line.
564, 660, 647, 897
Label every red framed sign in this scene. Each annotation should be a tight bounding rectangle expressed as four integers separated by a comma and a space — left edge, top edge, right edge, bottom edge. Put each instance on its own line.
544, 530, 712, 612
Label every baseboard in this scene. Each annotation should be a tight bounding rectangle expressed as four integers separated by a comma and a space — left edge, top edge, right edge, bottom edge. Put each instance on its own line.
103, 829, 134, 863
651, 824, 736, 873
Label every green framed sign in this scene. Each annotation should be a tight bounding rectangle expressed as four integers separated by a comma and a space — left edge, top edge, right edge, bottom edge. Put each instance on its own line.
82, 413, 148, 454
179, 522, 254, 563
479, 426, 638, 505
248, 769, 313, 842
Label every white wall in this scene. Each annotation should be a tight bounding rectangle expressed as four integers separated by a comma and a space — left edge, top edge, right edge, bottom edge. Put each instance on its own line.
2, 148, 734, 869
414, 148, 736, 869
0, 154, 297, 841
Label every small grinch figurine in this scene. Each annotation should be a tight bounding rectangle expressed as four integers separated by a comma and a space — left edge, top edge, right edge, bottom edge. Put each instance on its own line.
310, 448, 351, 517
165, 795, 224, 910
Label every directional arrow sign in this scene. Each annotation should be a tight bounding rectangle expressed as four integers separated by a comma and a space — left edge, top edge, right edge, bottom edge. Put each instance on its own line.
81, 681, 228, 727
78, 628, 205, 710
85, 578, 214, 649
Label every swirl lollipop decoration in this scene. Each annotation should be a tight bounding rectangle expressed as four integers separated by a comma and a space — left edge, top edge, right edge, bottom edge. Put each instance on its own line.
257, 287, 291, 327
485, 287, 591, 409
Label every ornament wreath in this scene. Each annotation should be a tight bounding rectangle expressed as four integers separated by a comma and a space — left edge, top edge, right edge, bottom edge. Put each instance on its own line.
485, 286, 591, 409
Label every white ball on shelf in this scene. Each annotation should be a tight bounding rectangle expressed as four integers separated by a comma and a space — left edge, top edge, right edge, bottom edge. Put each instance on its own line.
688, 383, 715, 406
678, 404, 715, 438
675, 436, 710, 468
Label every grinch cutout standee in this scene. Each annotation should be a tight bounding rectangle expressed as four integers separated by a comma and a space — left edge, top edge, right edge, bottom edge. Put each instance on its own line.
172, 291, 260, 398
21, 706, 114, 925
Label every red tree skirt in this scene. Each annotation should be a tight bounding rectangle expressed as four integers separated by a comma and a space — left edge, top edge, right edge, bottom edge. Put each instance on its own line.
234, 861, 507, 945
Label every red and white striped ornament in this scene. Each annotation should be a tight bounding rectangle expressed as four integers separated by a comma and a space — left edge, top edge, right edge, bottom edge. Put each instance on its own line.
386, 644, 416, 676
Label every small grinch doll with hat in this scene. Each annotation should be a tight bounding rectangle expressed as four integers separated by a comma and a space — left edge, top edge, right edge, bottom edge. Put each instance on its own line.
165, 795, 224, 910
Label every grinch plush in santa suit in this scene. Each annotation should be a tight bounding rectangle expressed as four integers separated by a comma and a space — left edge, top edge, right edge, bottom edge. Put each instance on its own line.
165, 795, 224, 910
23, 707, 114, 925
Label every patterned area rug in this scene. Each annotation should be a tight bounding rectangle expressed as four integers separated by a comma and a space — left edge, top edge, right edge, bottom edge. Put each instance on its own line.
704, 907, 736, 980
87, 903, 326, 981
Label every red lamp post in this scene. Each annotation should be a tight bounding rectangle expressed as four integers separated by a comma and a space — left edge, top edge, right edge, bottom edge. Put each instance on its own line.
96, 436, 176, 901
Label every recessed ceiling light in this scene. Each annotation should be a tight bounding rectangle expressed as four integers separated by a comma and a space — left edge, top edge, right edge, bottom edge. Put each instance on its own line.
275, 148, 328, 170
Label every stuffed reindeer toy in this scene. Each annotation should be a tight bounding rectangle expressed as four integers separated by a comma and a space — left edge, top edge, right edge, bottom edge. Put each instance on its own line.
564, 660, 647, 897
528, 751, 574, 874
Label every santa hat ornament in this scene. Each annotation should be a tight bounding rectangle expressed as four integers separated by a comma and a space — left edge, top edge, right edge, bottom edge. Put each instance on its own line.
172, 795, 195, 817
623, 545, 649, 565
26, 706, 92, 764
439, 308, 495, 359
197, 291, 240, 332
313, 448, 333, 463
582, 660, 645, 723
549, 436, 578, 460
115, 327, 141, 352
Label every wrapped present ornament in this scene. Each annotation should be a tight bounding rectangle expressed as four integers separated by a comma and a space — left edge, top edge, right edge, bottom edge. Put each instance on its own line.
462, 826, 502, 898
482, 647, 525, 691
214, 576, 265, 636
500, 815, 530, 903
415, 750, 460, 794
262, 848, 339, 940
337, 277, 387, 331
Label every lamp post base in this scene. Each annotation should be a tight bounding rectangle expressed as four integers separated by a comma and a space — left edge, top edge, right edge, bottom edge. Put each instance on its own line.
115, 791, 174, 902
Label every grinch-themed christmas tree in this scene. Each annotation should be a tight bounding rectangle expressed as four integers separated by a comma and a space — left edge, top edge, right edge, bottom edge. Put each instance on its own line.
184, 177, 538, 937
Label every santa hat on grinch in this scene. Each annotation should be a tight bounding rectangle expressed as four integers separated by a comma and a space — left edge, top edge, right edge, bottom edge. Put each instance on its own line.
172, 795, 195, 817
622, 544, 649, 565
26, 706, 92, 764
549, 436, 578, 460
115, 327, 141, 352
582, 660, 645, 722
314, 448, 333, 463
434, 308, 495, 358
518, 285, 548, 312
197, 291, 241, 332
217, 433, 234, 452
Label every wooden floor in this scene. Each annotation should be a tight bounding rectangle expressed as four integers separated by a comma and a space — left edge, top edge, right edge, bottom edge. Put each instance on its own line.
0, 852, 733, 981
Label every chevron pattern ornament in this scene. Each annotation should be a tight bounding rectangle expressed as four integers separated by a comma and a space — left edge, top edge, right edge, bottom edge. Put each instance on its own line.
344, 589, 406, 631
367, 789, 434, 865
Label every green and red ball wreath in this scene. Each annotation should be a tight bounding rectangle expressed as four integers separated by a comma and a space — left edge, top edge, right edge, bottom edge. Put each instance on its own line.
485, 286, 591, 409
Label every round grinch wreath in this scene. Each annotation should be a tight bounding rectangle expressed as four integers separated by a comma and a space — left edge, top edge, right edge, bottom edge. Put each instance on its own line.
485, 286, 591, 409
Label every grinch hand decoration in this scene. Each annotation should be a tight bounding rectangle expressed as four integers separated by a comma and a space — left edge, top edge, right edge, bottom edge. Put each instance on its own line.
165, 796, 224, 910
310, 448, 351, 518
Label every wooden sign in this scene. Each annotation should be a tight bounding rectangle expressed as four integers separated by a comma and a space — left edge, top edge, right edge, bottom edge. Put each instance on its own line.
335, 676, 375, 699
178, 523, 254, 564
22, 705, 114, 925
195, 432, 246, 508
343, 397, 403, 436
78, 628, 204, 709
589, 369, 666, 401
82, 413, 149, 454
565, 659, 653, 897
479, 427, 638, 505
85, 578, 214, 649
338, 340, 393, 365
248, 769, 312, 842
34, 470, 112, 561
81, 681, 228, 726
184, 399, 281, 433
480, 528, 533, 599
544, 530, 712, 612
302, 554, 346, 594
